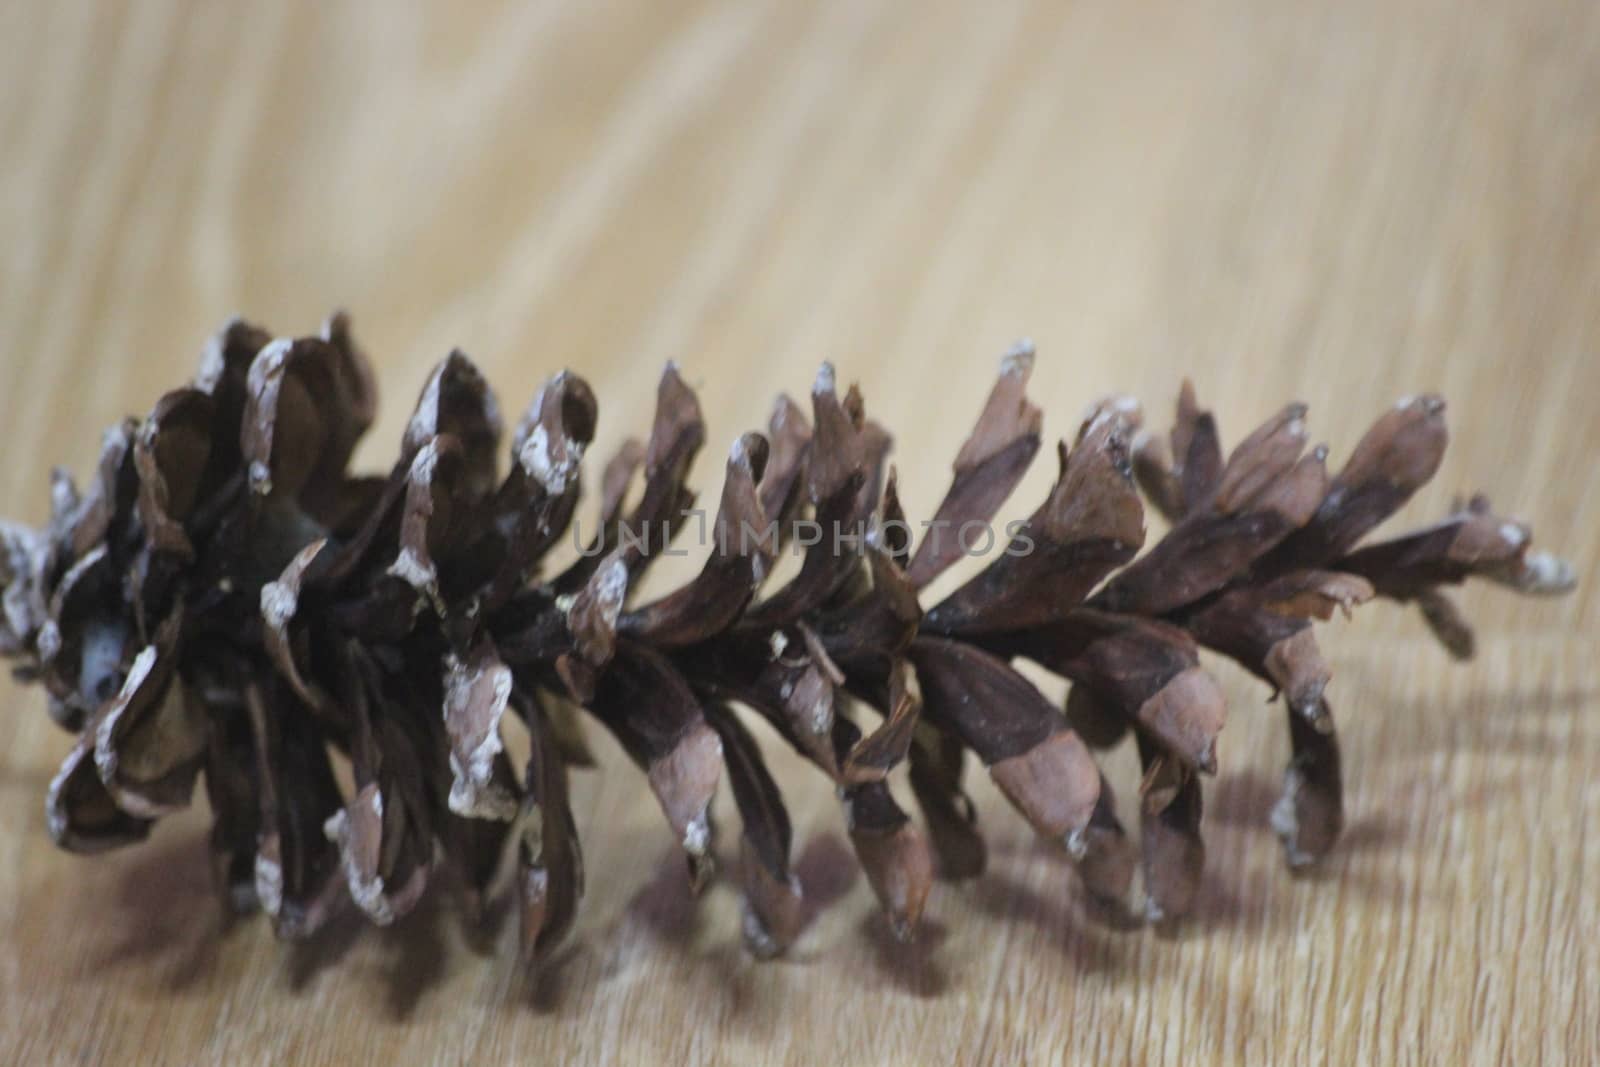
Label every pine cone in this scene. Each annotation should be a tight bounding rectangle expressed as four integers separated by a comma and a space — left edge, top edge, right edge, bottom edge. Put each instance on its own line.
1, 316, 1574, 959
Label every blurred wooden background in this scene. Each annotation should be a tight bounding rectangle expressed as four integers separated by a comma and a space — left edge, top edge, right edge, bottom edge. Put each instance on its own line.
1, 1, 1596, 1064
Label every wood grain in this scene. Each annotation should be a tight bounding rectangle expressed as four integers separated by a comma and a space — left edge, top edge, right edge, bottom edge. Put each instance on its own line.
1, 2, 1596, 1064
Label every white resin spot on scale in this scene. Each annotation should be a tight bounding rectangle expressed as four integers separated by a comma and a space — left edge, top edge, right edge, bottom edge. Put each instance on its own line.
259, 580, 298, 631
519, 423, 583, 495
254, 853, 284, 918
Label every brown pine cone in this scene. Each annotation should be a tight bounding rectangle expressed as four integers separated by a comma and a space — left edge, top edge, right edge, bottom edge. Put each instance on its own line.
0, 316, 1574, 960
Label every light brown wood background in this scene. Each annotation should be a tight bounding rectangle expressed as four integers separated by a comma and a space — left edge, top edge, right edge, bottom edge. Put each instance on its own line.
1, 1, 1596, 1064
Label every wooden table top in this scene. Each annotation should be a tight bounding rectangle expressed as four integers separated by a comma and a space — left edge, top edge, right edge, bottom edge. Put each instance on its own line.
1, 2, 1595, 1063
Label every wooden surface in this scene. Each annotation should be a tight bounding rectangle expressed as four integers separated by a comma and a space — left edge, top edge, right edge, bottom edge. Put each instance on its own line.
1, 2, 1597, 1063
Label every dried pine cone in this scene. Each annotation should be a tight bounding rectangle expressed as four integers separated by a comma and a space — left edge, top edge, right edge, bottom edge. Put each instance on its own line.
0, 316, 1574, 958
